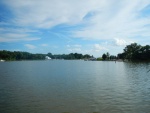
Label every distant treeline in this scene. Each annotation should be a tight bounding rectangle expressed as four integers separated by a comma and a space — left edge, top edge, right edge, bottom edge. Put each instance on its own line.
0, 50, 92, 61
101, 52, 117, 61
117, 43, 150, 61
0, 51, 45, 60
47, 53, 92, 60
99, 43, 150, 61
1, 43, 149, 61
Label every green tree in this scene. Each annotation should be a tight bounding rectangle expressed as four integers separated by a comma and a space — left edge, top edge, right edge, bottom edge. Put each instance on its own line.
118, 43, 150, 61
106, 52, 110, 60
102, 54, 107, 60
117, 53, 125, 59
123, 43, 141, 60
47, 53, 54, 59
138, 45, 150, 60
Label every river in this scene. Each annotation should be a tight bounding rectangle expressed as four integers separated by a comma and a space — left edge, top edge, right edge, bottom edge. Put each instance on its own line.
0, 60, 150, 113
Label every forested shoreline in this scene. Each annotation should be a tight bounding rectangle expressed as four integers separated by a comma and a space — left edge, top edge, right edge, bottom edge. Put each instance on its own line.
117, 43, 150, 61
0, 50, 93, 61
0, 43, 150, 61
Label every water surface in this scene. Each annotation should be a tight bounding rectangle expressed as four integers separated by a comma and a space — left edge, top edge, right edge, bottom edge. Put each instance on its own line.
0, 60, 150, 113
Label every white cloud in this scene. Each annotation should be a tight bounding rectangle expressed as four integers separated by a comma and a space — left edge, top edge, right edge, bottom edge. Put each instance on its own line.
0, 27, 37, 33
41, 44, 48, 47
67, 44, 82, 53
94, 44, 108, 52
0, 27, 40, 42
113, 38, 134, 46
4, 0, 103, 28
25, 44, 36, 49
66, 43, 109, 57
73, 0, 150, 42
3, 0, 150, 41
0, 33, 40, 42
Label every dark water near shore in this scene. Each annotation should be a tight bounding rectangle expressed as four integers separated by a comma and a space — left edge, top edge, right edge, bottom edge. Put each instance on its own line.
0, 60, 150, 113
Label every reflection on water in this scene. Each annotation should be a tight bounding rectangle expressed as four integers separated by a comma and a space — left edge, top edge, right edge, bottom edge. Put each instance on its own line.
0, 61, 150, 113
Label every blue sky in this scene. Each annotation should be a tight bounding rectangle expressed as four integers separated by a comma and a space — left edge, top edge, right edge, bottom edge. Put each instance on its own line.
0, 0, 150, 57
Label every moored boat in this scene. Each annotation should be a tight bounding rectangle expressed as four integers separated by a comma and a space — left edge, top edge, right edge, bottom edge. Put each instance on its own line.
0, 59, 5, 62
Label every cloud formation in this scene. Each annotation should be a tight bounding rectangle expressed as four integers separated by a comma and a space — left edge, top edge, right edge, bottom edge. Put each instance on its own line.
2, 1, 150, 35
94, 44, 108, 52
25, 44, 36, 49
3, 0, 99, 28
0, 0, 150, 56
2, 0, 149, 41
41, 44, 48, 47
0, 27, 40, 42
67, 44, 82, 53
73, 0, 150, 41
112, 38, 134, 46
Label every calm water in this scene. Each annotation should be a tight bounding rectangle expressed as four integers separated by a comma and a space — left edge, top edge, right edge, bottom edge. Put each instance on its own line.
0, 60, 150, 113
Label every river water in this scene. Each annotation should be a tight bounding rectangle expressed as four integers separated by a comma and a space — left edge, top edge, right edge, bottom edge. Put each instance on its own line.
0, 60, 150, 113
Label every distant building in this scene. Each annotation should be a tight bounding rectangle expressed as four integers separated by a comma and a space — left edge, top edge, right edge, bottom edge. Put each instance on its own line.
45, 56, 51, 60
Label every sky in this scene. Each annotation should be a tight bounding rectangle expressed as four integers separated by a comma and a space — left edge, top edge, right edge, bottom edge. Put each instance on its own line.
0, 0, 150, 57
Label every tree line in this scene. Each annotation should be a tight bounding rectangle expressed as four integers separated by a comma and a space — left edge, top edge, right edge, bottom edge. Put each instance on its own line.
117, 43, 150, 61
0, 43, 149, 61
100, 43, 150, 61
100, 52, 117, 61
0, 50, 93, 61
99, 43, 150, 61
47, 53, 92, 60
0, 50, 45, 60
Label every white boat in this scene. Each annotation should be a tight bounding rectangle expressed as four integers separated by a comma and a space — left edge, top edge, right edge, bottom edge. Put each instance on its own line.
45, 56, 52, 60
0, 59, 5, 62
